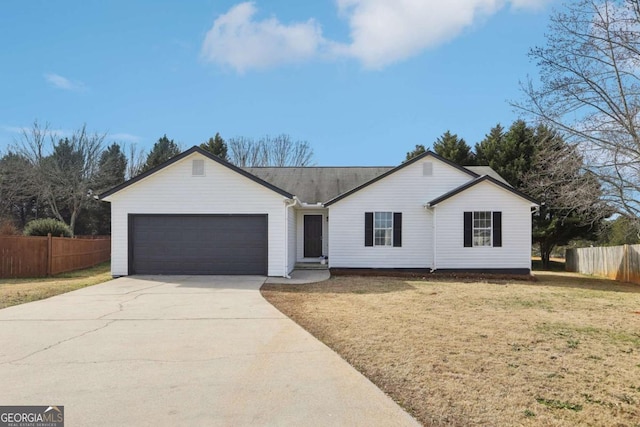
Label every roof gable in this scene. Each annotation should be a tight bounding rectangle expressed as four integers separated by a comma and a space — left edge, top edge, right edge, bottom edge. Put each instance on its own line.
427, 175, 539, 207
99, 146, 293, 200
323, 151, 479, 206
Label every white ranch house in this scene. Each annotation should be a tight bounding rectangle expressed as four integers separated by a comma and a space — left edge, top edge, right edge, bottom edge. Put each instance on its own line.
100, 146, 538, 277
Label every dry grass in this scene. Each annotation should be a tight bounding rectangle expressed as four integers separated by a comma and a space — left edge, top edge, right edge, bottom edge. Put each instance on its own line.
0, 262, 112, 309
261, 272, 640, 426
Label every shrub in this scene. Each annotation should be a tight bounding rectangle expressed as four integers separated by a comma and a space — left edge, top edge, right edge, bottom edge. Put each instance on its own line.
23, 218, 72, 237
0, 218, 19, 235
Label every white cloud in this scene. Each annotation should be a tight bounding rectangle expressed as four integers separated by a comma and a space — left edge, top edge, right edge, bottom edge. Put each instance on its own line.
44, 73, 86, 91
509, 0, 554, 11
200, 2, 326, 72
334, 0, 504, 68
201, 0, 553, 72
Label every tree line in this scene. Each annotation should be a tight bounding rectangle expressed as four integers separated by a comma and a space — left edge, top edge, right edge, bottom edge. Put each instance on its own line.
0, 123, 313, 236
0, 117, 634, 269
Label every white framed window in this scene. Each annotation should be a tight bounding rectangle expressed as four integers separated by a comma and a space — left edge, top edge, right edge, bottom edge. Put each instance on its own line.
365, 212, 402, 247
374, 212, 393, 246
473, 211, 492, 247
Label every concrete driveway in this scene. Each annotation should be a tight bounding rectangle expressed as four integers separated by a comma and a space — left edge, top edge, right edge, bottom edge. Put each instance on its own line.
0, 276, 418, 426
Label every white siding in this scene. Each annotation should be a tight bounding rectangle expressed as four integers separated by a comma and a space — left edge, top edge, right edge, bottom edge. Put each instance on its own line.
296, 209, 328, 262
105, 153, 288, 277
286, 206, 297, 274
328, 157, 472, 268
434, 181, 532, 270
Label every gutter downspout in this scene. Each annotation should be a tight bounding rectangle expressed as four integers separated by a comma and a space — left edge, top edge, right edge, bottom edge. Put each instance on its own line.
283, 197, 299, 278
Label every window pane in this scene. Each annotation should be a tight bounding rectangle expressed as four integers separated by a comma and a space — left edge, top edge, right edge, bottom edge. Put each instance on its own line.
373, 212, 393, 246
473, 229, 491, 246
472, 212, 492, 247
384, 229, 392, 246
374, 229, 388, 246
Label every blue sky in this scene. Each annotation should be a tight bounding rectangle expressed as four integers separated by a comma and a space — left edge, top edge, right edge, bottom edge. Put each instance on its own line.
0, 0, 555, 166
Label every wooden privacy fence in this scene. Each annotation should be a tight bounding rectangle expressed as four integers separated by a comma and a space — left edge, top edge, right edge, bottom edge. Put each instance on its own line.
565, 244, 640, 284
0, 235, 110, 278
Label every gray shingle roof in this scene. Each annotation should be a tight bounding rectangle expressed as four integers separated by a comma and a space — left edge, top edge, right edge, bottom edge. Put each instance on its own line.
464, 166, 511, 186
243, 167, 393, 204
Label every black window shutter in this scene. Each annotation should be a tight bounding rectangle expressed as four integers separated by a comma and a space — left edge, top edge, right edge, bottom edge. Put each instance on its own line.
365, 212, 373, 247
393, 212, 402, 247
493, 211, 502, 247
464, 212, 472, 247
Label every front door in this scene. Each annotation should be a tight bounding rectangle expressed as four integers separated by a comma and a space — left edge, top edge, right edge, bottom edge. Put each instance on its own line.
304, 215, 323, 258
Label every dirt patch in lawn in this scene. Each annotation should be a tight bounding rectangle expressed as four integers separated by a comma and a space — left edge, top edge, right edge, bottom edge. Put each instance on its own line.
0, 262, 112, 309
262, 272, 640, 426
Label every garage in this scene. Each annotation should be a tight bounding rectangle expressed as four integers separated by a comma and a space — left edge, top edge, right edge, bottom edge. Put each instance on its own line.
129, 214, 268, 275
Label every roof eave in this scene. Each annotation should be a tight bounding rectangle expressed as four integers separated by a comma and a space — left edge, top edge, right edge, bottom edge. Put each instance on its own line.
427, 175, 540, 207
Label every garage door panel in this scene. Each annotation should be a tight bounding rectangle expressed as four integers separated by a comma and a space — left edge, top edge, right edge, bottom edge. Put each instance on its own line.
130, 215, 268, 275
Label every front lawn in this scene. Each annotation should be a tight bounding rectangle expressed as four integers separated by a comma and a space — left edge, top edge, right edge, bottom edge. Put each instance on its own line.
262, 272, 640, 426
0, 262, 112, 309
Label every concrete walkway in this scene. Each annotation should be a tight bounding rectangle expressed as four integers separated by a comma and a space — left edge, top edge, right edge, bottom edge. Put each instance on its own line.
0, 276, 418, 426
264, 269, 330, 285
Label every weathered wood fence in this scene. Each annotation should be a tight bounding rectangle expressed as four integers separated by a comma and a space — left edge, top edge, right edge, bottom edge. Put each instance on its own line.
565, 244, 640, 284
0, 235, 111, 278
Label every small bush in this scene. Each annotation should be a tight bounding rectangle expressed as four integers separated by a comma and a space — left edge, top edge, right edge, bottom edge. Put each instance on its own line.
23, 218, 72, 237
0, 218, 19, 235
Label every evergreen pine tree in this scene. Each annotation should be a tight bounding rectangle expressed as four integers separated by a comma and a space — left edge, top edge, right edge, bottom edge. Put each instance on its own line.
475, 121, 533, 187
200, 133, 228, 161
405, 144, 426, 161
142, 135, 180, 172
432, 131, 475, 165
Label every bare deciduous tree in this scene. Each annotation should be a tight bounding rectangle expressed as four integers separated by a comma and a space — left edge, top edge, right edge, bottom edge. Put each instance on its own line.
524, 129, 606, 223
228, 136, 263, 167
522, 127, 610, 268
13, 121, 105, 235
0, 151, 40, 227
515, 0, 640, 228
228, 134, 314, 167
123, 142, 146, 179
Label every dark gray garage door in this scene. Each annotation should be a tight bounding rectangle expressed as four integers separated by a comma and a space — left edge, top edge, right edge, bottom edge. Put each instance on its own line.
129, 214, 268, 275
